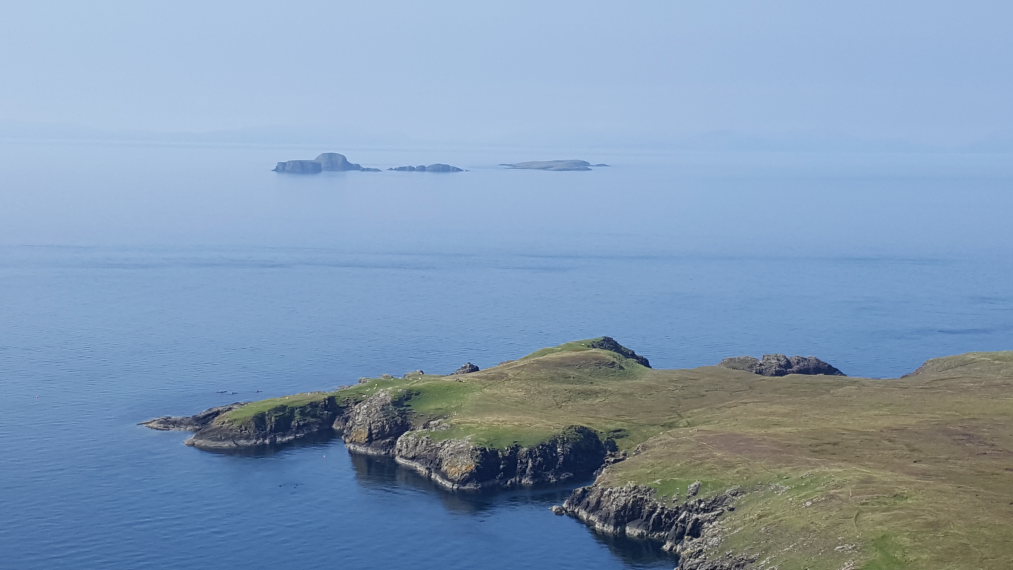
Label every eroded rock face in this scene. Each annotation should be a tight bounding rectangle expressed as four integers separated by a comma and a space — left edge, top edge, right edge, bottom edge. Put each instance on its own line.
718, 354, 844, 376
562, 484, 750, 568
273, 160, 322, 174
140, 403, 245, 431
393, 425, 609, 491
340, 390, 413, 454
589, 336, 652, 368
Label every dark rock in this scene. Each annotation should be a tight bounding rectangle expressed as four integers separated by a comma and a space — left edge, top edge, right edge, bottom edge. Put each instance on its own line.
718, 354, 845, 376
140, 403, 245, 431
500, 160, 592, 171
550, 505, 566, 515
592, 163, 610, 167
451, 362, 480, 375
588, 336, 651, 368
340, 390, 413, 454
394, 425, 608, 491
183, 396, 344, 450
562, 484, 750, 567
315, 152, 363, 171
361, 167, 381, 172
273, 160, 322, 174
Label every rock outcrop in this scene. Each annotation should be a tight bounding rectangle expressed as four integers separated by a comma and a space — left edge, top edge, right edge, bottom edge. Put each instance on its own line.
145, 396, 347, 450
500, 160, 594, 171
451, 362, 480, 375
562, 484, 751, 569
718, 354, 844, 376
273, 159, 322, 174
394, 425, 609, 491
590, 336, 651, 368
338, 390, 413, 455
139, 403, 245, 431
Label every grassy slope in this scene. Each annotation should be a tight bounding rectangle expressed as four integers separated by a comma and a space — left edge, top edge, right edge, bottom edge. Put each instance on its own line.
216, 340, 1013, 569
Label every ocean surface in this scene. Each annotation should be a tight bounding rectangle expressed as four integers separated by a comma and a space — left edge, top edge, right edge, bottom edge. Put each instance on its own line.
2, 141, 1012, 569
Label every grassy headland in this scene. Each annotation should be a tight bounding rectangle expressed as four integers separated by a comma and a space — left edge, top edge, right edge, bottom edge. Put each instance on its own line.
211, 338, 1013, 569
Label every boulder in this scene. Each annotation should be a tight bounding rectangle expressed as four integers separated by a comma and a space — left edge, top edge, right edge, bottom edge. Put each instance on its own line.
451, 362, 480, 375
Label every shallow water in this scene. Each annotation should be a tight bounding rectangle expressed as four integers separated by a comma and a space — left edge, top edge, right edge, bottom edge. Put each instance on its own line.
1, 141, 1011, 568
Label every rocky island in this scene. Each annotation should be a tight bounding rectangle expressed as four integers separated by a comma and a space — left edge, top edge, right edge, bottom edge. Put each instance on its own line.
144, 337, 1013, 569
388, 163, 464, 173
500, 160, 606, 171
273, 152, 379, 173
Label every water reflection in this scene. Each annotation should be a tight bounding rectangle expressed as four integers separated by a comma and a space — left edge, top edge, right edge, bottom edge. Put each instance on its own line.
347, 447, 673, 567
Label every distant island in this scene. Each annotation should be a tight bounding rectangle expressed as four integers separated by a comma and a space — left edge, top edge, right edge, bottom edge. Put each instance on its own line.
388, 164, 464, 173
500, 160, 609, 171
142, 337, 1013, 569
273, 152, 379, 174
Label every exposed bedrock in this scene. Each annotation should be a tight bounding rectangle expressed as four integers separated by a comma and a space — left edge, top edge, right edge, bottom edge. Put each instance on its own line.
718, 354, 844, 376
139, 403, 245, 431
590, 336, 651, 368
562, 484, 751, 569
394, 425, 610, 491
187, 397, 343, 450
273, 159, 322, 174
338, 390, 413, 455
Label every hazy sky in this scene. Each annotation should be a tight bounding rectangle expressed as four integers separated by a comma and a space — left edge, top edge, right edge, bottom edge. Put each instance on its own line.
3, 1, 1012, 145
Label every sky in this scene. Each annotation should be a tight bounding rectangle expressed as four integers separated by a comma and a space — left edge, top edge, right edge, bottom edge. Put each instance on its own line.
2, 1, 1012, 147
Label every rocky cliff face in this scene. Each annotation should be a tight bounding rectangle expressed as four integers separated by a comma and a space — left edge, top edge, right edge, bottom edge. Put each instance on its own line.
589, 336, 651, 368
338, 390, 413, 455
562, 484, 751, 569
393, 425, 609, 491
185, 397, 344, 450
718, 354, 844, 376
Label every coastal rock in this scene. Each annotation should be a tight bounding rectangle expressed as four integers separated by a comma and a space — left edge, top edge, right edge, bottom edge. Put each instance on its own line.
718, 354, 844, 376
451, 362, 480, 375
185, 396, 343, 450
500, 160, 593, 171
273, 160, 322, 174
562, 483, 750, 567
340, 390, 413, 455
393, 425, 609, 491
589, 336, 651, 368
314, 152, 363, 171
140, 403, 245, 431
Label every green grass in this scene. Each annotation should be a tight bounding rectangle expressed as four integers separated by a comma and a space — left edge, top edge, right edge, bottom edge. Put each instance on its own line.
214, 339, 1013, 569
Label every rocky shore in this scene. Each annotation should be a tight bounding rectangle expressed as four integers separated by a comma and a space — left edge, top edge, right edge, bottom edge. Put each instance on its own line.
142, 339, 1013, 569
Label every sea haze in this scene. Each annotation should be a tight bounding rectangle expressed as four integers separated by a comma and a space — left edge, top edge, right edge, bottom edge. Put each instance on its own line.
1, 141, 1012, 569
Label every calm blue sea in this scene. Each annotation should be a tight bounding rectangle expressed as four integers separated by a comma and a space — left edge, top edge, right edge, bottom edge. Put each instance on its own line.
1, 141, 1011, 569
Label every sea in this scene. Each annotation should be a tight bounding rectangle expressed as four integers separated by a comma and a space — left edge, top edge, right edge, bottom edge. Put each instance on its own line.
1, 140, 1011, 569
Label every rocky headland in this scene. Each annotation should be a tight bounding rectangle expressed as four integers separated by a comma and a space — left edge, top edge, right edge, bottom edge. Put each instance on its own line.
143, 339, 1013, 569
